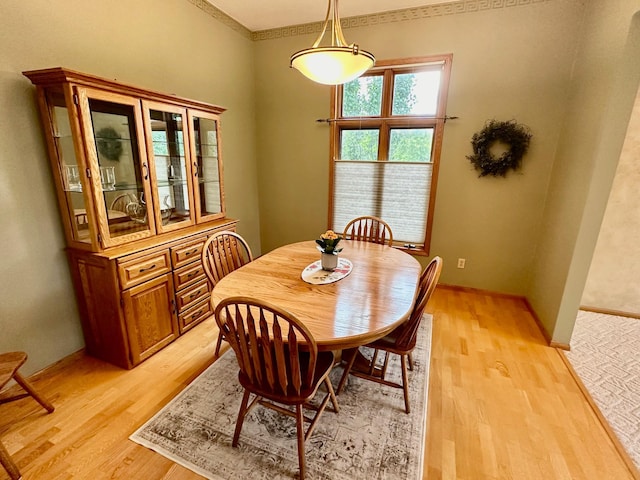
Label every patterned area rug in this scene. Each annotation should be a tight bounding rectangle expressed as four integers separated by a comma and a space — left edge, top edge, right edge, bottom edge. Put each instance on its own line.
130, 316, 432, 480
564, 310, 640, 469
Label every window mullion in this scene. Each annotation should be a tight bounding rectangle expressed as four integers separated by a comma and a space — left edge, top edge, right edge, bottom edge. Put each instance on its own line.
379, 70, 394, 161
378, 120, 389, 161
381, 70, 394, 119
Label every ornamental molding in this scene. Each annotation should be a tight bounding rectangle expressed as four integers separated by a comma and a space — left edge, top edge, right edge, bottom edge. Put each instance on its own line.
187, 0, 252, 40
251, 0, 551, 42
188, 0, 550, 43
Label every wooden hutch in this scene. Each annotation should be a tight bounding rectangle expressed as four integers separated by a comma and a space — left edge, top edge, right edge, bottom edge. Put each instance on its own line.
24, 68, 236, 369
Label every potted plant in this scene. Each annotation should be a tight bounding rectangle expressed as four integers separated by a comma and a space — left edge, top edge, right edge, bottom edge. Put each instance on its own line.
316, 230, 342, 271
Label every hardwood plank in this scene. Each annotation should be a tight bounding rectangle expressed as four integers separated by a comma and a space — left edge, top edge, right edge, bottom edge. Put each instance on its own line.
0, 286, 634, 479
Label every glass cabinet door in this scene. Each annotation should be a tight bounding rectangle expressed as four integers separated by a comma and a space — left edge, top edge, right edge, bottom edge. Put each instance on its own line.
45, 88, 94, 245
76, 87, 155, 248
142, 101, 194, 233
188, 110, 225, 222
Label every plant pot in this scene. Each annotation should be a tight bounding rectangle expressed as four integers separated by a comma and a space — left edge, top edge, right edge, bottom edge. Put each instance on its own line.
321, 252, 338, 271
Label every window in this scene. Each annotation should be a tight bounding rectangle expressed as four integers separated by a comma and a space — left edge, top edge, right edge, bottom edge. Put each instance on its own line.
329, 55, 452, 254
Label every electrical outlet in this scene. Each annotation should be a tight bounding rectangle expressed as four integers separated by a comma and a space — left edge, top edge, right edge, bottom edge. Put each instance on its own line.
457, 258, 466, 269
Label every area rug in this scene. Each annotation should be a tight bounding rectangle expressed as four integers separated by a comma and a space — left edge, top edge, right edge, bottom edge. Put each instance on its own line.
564, 310, 640, 470
130, 315, 432, 480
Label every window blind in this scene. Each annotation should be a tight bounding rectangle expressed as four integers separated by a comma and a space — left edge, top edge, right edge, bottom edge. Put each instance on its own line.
332, 160, 432, 244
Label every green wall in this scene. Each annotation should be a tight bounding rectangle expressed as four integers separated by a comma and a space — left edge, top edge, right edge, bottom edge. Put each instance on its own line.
529, 3, 640, 344
0, 0, 260, 374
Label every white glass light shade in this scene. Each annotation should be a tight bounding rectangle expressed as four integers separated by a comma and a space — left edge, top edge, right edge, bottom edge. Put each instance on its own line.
291, 46, 375, 86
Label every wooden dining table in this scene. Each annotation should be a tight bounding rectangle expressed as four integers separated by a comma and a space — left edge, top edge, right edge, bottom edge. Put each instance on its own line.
210, 240, 422, 351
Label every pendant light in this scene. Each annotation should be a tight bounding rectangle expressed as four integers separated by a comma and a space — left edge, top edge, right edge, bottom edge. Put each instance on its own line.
290, 0, 375, 85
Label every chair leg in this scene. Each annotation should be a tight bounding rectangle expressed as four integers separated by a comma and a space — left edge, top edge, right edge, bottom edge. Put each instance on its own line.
401, 355, 410, 414
232, 389, 251, 447
369, 349, 380, 376
336, 350, 358, 395
0, 439, 21, 480
408, 352, 414, 371
13, 372, 54, 413
325, 377, 339, 413
295, 405, 306, 480
214, 331, 225, 357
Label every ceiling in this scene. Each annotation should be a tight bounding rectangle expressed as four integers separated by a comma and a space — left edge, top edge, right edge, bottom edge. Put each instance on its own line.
207, 0, 451, 32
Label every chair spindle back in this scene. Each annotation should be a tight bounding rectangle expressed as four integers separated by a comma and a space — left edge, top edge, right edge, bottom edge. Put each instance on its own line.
395, 256, 443, 349
342, 216, 393, 246
203, 231, 253, 285
216, 297, 318, 396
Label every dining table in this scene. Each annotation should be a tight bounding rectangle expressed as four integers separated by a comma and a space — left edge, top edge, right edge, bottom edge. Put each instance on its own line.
210, 239, 422, 352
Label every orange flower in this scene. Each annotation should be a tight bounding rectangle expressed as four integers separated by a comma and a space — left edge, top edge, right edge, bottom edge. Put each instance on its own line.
316, 230, 342, 254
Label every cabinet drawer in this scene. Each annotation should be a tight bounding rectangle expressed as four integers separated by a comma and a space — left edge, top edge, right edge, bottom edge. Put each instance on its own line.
176, 278, 211, 312
171, 239, 205, 269
173, 261, 207, 291
118, 251, 171, 289
179, 297, 212, 333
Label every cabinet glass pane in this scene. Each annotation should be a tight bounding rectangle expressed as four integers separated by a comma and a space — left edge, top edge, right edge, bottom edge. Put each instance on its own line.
149, 110, 190, 226
49, 91, 90, 243
192, 116, 222, 216
89, 99, 150, 238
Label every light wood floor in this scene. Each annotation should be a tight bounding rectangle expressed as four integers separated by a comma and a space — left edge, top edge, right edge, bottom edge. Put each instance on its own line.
0, 286, 635, 479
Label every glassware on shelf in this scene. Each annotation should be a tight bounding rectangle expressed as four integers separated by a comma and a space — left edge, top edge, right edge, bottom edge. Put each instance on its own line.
126, 192, 147, 224
100, 166, 116, 191
160, 195, 174, 225
64, 165, 82, 192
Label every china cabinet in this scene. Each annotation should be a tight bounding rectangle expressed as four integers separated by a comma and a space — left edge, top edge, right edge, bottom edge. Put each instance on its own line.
24, 68, 236, 368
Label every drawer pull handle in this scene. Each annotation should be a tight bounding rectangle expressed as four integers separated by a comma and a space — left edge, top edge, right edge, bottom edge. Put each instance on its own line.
139, 264, 156, 273
184, 248, 198, 256
191, 310, 203, 320
186, 272, 196, 279
189, 290, 202, 299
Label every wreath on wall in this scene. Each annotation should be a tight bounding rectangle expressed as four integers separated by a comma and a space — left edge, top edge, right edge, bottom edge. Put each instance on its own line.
467, 120, 532, 177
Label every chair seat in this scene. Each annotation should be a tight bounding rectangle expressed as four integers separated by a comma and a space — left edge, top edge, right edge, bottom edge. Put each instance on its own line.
239, 350, 335, 404
367, 331, 414, 356
0, 352, 27, 390
0, 351, 54, 480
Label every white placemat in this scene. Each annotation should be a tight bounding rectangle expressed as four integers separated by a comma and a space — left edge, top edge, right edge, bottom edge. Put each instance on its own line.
301, 258, 353, 284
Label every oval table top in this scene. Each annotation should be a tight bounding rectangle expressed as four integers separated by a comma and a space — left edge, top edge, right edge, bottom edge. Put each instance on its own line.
210, 240, 422, 351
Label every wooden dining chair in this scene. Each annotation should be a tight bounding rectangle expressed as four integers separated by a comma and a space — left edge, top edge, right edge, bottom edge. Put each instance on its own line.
215, 297, 339, 480
342, 216, 394, 246
0, 352, 55, 480
336, 256, 442, 413
202, 231, 254, 356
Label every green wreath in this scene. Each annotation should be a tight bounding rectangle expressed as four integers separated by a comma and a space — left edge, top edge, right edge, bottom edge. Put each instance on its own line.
467, 120, 532, 177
